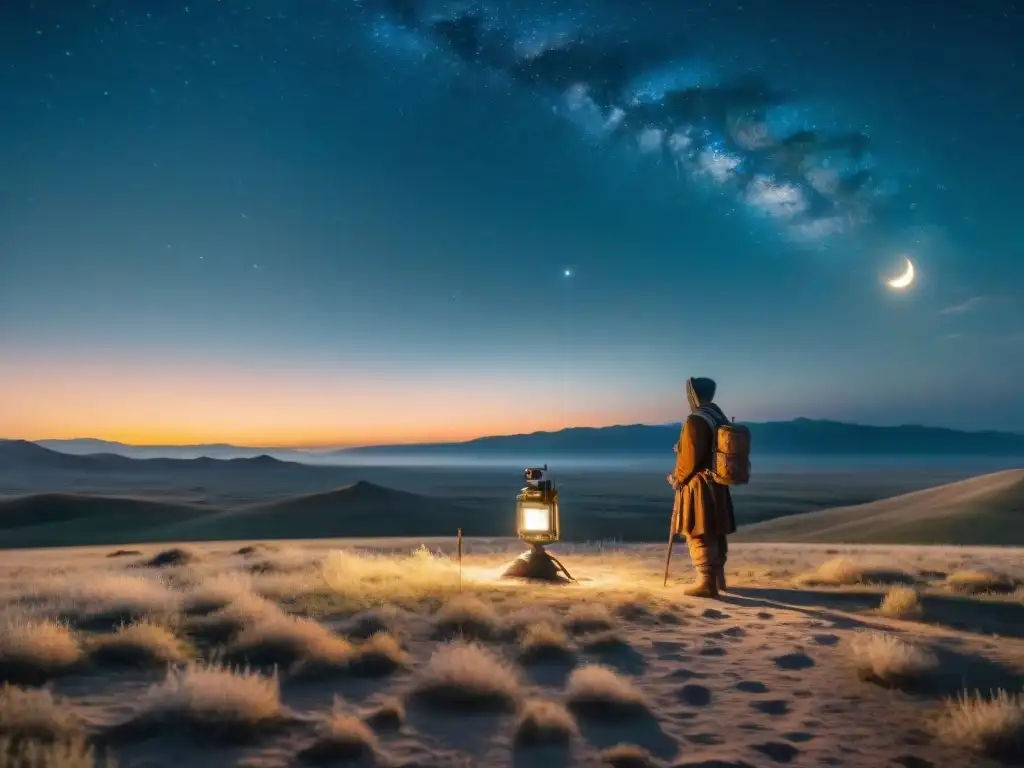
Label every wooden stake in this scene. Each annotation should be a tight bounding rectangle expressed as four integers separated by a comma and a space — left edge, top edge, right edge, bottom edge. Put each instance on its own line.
457, 528, 463, 593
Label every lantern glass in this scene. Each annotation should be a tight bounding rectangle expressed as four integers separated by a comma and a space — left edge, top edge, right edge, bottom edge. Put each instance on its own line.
520, 504, 551, 533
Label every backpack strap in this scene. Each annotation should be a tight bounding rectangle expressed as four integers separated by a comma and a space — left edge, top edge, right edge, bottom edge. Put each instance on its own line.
692, 406, 726, 431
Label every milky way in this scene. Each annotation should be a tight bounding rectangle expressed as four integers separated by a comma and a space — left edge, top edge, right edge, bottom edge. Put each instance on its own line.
361, 0, 895, 246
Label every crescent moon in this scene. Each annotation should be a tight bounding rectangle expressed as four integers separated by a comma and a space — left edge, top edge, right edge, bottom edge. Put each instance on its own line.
886, 257, 915, 290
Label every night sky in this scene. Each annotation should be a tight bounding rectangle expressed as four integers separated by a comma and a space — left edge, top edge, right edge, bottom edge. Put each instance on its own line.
1, 0, 1022, 446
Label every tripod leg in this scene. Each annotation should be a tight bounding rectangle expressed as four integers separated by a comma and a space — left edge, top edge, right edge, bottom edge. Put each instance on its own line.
548, 554, 576, 583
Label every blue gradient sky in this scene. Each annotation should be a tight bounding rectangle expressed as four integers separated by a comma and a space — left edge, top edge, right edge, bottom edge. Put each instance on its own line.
1, 0, 1022, 445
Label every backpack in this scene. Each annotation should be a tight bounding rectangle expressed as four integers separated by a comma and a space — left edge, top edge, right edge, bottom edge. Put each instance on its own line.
692, 406, 752, 486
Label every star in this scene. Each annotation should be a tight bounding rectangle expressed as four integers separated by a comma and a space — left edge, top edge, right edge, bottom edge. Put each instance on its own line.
563, 268, 573, 278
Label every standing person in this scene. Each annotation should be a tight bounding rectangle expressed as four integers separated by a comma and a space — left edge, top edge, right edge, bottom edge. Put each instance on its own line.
667, 376, 737, 598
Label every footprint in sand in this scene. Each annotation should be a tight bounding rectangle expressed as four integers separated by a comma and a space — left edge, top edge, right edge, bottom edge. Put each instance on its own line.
751, 699, 791, 716
774, 652, 815, 670
757, 612, 775, 620
702, 608, 729, 620
699, 646, 727, 657
667, 667, 708, 681
783, 732, 814, 743
678, 684, 712, 707
811, 633, 840, 646
687, 732, 725, 746
752, 741, 801, 763
736, 681, 769, 693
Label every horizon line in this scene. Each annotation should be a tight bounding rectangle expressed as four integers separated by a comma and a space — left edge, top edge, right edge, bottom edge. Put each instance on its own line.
6, 416, 1024, 451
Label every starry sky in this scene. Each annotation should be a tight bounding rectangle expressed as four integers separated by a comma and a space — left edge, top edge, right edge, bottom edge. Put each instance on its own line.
1, 0, 1023, 447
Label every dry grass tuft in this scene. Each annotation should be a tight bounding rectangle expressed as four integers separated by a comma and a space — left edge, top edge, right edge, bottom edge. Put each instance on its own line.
432, 595, 500, 641
566, 604, 616, 635
519, 622, 575, 664
320, 549, 460, 610
935, 689, 1024, 761
343, 609, 398, 641
0, 736, 114, 768
514, 699, 578, 746
0, 686, 83, 744
408, 642, 520, 712
944, 570, 1017, 596
294, 633, 409, 678
184, 594, 282, 645
35, 574, 179, 630
580, 629, 631, 652
878, 586, 924, 620
363, 698, 404, 730
298, 704, 379, 765
124, 662, 285, 742
182, 573, 255, 616
849, 631, 938, 687
566, 665, 650, 719
797, 557, 913, 587
0, 618, 82, 686
600, 743, 663, 767
142, 548, 196, 568
225, 613, 351, 668
88, 622, 192, 667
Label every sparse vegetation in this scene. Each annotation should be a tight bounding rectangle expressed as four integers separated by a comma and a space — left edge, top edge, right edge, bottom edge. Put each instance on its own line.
0, 686, 83, 744
294, 632, 409, 678
566, 665, 650, 719
142, 548, 197, 568
363, 698, 404, 730
566, 603, 616, 635
225, 612, 351, 668
944, 570, 1017, 596
433, 595, 500, 641
797, 557, 913, 587
0, 617, 82, 686
184, 594, 282, 645
124, 662, 286, 742
519, 622, 575, 663
0, 736, 114, 768
514, 699, 578, 745
600, 743, 663, 767
935, 689, 1024, 761
88, 622, 192, 667
849, 631, 938, 687
409, 642, 520, 712
878, 586, 924, 620
298, 703, 379, 765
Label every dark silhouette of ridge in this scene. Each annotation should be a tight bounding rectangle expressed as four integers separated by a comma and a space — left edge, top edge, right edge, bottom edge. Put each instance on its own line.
330, 418, 1024, 457
0, 439, 304, 472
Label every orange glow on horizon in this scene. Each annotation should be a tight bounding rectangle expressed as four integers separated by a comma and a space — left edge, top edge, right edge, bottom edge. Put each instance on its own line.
1, 354, 675, 449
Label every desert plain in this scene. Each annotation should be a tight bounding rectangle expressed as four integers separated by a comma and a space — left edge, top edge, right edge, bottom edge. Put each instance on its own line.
1, 536, 1022, 768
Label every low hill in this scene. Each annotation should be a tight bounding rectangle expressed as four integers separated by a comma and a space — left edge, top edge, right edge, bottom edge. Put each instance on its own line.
331, 418, 1024, 458
0, 439, 303, 473
0, 493, 213, 549
158, 480, 493, 541
734, 468, 1024, 545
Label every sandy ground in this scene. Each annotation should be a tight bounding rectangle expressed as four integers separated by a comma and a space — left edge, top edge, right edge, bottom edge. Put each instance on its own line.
1, 537, 1023, 767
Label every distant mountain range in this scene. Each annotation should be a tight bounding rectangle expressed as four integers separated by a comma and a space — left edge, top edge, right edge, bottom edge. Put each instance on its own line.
0, 439, 304, 472
13, 418, 1024, 461
330, 418, 1024, 457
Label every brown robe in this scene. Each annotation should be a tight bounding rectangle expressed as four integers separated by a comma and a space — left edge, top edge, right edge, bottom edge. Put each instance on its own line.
671, 411, 736, 539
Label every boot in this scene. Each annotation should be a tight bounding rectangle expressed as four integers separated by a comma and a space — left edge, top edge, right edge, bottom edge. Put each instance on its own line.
714, 566, 727, 592
683, 568, 719, 598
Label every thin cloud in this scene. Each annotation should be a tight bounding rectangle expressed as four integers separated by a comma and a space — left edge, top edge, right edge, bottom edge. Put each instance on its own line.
939, 295, 991, 315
